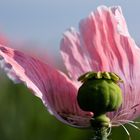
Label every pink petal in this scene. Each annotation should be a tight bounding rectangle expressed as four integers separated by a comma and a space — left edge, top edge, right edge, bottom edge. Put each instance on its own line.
0, 45, 92, 128
0, 34, 8, 46
60, 28, 92, 80
61, 5, 140, 123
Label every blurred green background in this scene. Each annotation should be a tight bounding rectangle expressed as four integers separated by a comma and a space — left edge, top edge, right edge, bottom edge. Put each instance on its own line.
0, 73, 140, 140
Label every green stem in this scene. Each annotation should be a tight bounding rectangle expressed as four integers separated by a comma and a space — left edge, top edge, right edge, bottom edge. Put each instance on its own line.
90, 114, 110, 140
93, 127, 108, 140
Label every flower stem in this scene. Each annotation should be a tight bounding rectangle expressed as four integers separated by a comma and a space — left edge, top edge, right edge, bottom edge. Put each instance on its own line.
93, 127, 108, 140
90, 114, 110, 140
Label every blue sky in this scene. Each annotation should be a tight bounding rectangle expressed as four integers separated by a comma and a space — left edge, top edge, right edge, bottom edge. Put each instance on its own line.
0, 0, 140, 53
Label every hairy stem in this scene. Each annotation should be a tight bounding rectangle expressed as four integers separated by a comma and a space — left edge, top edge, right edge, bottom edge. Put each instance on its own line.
93, 127, 108, 140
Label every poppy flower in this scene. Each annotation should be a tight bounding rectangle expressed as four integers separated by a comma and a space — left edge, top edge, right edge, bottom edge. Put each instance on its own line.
0, 5, 140, 138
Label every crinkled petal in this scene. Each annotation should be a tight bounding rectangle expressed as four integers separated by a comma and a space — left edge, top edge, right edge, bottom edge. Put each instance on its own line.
0, 45, 92, 128
60, 28, 92, 80
80, 5, 140, 122
61, 5, 140, 123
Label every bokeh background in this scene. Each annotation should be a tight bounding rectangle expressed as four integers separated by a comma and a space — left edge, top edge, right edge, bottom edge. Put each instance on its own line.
0, 0, 140, 140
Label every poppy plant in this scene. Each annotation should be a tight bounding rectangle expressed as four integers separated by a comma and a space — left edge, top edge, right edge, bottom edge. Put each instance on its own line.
0, 5, 140, 140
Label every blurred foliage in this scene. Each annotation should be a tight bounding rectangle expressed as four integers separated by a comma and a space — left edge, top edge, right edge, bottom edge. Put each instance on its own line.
0, 74, 140, 140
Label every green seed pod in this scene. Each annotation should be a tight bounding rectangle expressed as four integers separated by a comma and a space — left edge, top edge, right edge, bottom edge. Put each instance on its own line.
77, 72, 123, 114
